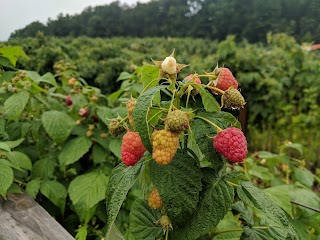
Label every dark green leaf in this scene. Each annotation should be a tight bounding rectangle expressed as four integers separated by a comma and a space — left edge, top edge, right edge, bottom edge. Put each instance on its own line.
4, 92, 30, 121
42, 110, 75, 144
149, 150, 202, 225
172, 168, 234, 240
133, 85, 167, 152
106, 159, 145, 232
241, 226, 271, 240
130, 199, 162, 240
59, 136, 92, 166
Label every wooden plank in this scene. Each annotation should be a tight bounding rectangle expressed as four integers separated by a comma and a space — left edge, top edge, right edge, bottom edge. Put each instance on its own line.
0, 193, 75, 240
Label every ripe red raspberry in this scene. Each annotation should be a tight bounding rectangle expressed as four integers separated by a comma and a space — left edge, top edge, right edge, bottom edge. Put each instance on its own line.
126, 98, 137, 126
121, 131, 146, 166
65, 95, 73, 106
148, 187, 163, 209
212, 68, 238, 93
213, 127, 247, 163
165, 110, 190, 133
79, 107, 89, 117
152, 129, 179, 165
185, 74, 201, 84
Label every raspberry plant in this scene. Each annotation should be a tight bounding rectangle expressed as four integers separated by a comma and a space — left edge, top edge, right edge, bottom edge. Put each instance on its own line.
105, 51, 299, 239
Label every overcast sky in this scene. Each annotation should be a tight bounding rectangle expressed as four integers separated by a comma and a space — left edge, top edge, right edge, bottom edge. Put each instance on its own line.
0, 0, 150, 41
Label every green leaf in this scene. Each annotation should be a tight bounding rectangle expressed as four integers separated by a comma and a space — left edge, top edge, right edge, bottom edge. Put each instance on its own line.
290, 187, 320, 217
31, 158, 57, 180
0, 46, 28, 66
26, 179, 41, 198
106, 159, 145, 232
42, 110, 75, 144
195, 85, 220, 112
0, 163, 14, 198
149, 150, 202, 225
68, 172, 109, 211
248, 165, 273, 181
4, 138, 25, 148
294, 168, 314, 187
6, 151, 32, 170
240, 226, 271, 240
40, 180, 67, 213
4, 91, 30, 121
59, 136, 92, 166
237, 181, 298, 239
109, 138, 122, 159
130, 199, 162, 240
191, 111, 239, 170
96, 106, 116, 126
232, 201, 254, 226
140, 65, 160, 90
40, 72, 58, 87
263, 185, 293, 218
75, 224, 88, 240
214, 211, 243, 239
133, 85, 167, 152
0, 143, 10, 152
117, 71, 133, 81
26, 71, 42, 82
172, 168, 234, 240
106, 223, 125, 240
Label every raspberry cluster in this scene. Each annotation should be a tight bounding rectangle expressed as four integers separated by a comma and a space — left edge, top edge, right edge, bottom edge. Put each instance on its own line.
151, 129, 179, 165
121, 130, 146, 166
213, 127, 248, 163
148, 187, 163, 209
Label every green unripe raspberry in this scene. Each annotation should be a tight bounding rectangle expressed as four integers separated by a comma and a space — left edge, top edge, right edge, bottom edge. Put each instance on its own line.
165, 110, 190, 133
221, 87, 246, 109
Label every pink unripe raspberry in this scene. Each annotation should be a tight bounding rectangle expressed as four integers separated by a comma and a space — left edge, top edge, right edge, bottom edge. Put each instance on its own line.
66, 95, 73, 106
161, 56, 177, 74
79, 107, 89, 117
213, 127, 247, 163
121, 131, 146, 166
185, 74, 201, 84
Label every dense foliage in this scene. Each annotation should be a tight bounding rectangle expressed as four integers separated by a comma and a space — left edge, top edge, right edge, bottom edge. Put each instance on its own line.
2, 34, 320, 164
0, 46, 319, 240
9, 0, 320, 42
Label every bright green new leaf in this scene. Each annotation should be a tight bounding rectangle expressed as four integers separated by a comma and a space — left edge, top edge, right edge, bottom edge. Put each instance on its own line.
130, 199, 162, 240
140, 65, 160, 90
0, 163, 14, 198
106, 160, 145, 233
41, 110, 75, 144
0, 46, 29, 67
40, 180, 67, 213
4, 138, 25, 148
149, 150, 202, 225
4, 91, 30, 121
59, 136, 92, 166
68, 172, 109, 211
75, 224, 88, 240
194, 85, 220, 112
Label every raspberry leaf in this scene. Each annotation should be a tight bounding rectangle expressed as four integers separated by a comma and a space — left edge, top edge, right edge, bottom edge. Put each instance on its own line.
40, 180, 67, 214
237, 181, 299, 239
149, 150, 202, 225
140, 65, 160, 90
172, 168, 234, 240
106, 159, 146, 233
191, 111, 239, 170
42, 110, 75, 144
193, 85, 220, 112
4, 91, 29, 121
133, 85, 167, 152
130, 199, 162, 240
0, 163, 13, 198
240, 226, 271, 240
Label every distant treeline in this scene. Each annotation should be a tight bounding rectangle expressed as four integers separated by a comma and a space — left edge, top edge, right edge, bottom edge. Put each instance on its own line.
10, 0, 320, 42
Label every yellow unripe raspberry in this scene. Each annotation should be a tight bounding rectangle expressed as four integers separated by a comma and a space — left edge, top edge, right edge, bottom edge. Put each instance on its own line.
152, 129, 179, 165
126, 98, 137, 126
148, 187, 163, 209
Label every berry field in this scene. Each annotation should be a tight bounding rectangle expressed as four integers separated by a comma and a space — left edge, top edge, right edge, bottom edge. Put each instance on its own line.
0, 34, 320, 239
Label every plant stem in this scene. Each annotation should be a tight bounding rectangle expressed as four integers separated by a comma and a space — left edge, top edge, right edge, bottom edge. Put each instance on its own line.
226, 180, 239, 187
194, 115, 223, 132
290, 200, 320, 213
215, 229, 243, 234
203, 84, 225, 95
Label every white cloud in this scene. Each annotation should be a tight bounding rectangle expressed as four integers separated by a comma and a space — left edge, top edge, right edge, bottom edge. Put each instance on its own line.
0, 0, 150, 41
